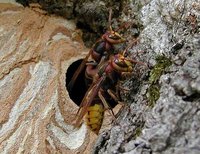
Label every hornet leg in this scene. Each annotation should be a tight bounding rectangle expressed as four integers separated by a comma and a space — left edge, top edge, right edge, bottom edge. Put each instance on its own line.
107, 89, 124, 105
98, 90, 116, 120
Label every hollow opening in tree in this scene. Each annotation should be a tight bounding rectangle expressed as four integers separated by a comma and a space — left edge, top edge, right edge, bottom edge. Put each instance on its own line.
66, 59, 87, 106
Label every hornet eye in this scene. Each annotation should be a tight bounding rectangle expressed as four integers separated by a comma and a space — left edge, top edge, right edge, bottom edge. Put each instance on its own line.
108, 34, 121, 40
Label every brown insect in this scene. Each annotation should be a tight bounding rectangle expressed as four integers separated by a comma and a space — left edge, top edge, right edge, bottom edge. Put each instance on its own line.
74, 48, 145, 134
68, 9, 145, 134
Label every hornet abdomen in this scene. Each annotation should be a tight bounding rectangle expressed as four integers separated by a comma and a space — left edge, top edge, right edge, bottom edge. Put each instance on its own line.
85, 103, 104, 134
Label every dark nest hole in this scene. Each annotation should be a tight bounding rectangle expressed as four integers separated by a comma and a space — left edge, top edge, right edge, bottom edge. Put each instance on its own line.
66, 59, 87, 106
66, 59, 118, 108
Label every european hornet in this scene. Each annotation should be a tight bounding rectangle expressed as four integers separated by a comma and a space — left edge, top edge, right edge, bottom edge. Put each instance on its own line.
67, 9, 125, 91
67, 9, 144, 134
73, 48, 145, 134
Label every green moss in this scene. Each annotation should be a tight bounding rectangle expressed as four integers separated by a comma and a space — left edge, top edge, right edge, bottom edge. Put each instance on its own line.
132, 122, 145, 139
149, 55, 172, 84
135, 127, 142, 137
147, 55, 172, 107
148, 85, 160, 107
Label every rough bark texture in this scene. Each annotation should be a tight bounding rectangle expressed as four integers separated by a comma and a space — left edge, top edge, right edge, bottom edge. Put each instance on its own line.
1, 0, 200, 154
94, 0, 200, 154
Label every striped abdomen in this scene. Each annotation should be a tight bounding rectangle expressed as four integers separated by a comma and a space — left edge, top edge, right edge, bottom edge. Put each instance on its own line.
85, 103, 104, 134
